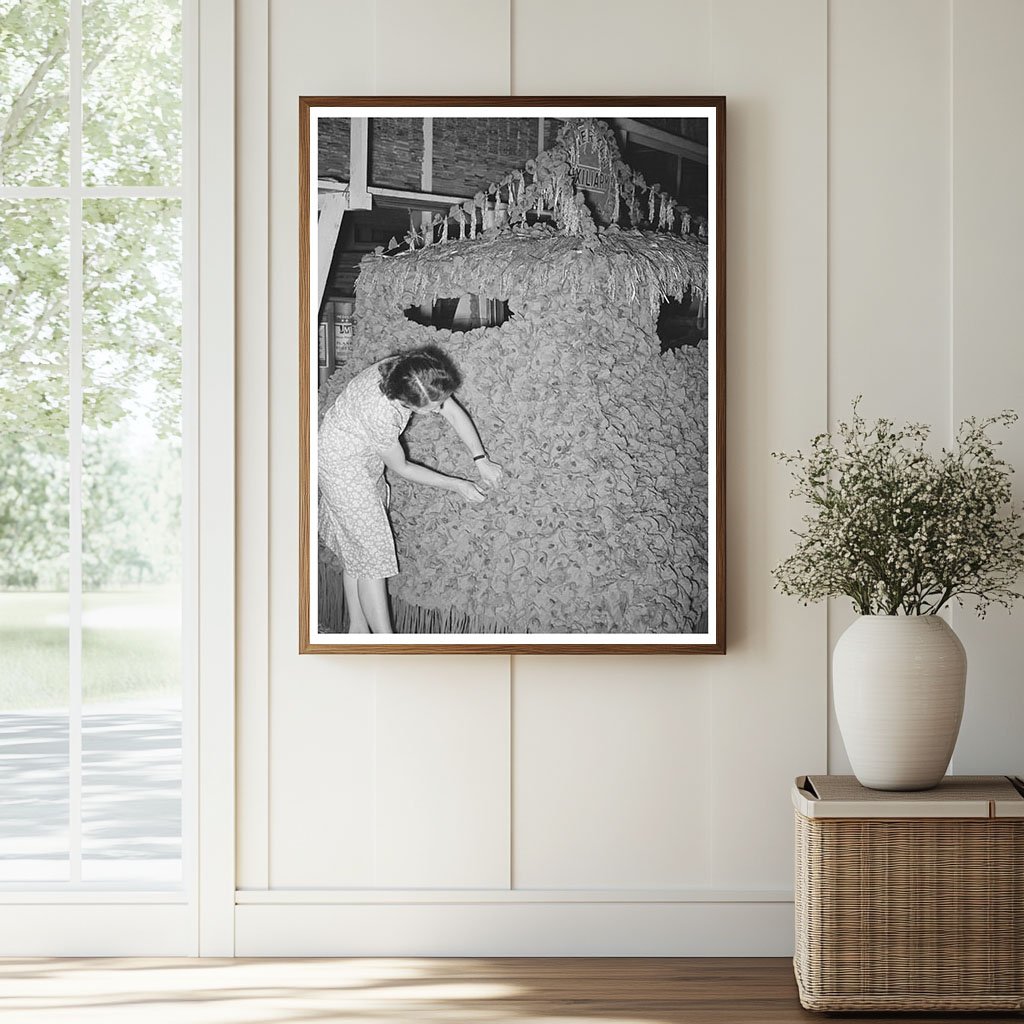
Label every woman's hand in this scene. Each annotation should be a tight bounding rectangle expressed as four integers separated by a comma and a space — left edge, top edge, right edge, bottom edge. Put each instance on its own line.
456, 479, 487, 503
476, 457, 503, 490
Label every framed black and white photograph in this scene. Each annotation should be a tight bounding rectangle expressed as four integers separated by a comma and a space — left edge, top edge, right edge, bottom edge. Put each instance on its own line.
299, 97, 725, 654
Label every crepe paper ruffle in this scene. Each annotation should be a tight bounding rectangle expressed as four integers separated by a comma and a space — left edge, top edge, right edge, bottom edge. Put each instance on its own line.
318, 223, 710, 635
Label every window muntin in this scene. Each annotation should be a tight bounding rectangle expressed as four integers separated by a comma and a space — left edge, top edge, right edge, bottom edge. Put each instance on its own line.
0, 197, 71, 880
0, 0, 187, 890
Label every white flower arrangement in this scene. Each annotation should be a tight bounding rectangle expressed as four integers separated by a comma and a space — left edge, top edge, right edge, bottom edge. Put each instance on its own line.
773, 401, 1024, 616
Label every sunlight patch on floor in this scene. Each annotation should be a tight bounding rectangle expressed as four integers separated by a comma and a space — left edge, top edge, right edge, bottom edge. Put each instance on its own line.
0, 958, 681, 1024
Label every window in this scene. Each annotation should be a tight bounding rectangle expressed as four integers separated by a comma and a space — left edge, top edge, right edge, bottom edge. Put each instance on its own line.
404, 295, 514, 333
656, 294, 706, 353
0, 0, 192, 890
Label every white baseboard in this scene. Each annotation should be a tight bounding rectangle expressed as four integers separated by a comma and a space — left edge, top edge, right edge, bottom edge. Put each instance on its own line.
0, 904, 195, 956
235, 898, 795, 957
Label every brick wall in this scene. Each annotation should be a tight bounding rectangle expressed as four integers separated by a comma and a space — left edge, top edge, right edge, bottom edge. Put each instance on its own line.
318, 117, 350, 181
543, 117, 565, 151
317, 115, 706, 203
432, 117, 540, 195
369, 119, 423, 190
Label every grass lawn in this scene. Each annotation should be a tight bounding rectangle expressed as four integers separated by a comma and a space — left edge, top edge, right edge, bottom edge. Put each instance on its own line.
0, 589, 181, 710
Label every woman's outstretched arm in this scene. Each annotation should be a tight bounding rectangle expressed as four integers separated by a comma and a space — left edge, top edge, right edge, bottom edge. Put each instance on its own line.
381, 443, 485, 502
438, 397, 503, 488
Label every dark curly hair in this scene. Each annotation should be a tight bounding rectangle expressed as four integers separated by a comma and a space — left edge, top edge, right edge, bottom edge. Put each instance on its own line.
379, 345, 463, 409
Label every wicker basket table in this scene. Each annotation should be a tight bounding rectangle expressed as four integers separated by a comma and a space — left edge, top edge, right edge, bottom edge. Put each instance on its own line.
793, 774, 1024, 1012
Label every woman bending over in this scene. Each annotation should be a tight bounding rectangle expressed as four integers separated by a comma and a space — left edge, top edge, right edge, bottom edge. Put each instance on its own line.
319, 345, 502, 633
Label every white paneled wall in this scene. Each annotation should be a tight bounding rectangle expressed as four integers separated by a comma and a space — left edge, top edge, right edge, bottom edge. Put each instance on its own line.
236, 0, 271, 896
706, 0, 828, 890
373, 660, 511, 888
376, 0, 510, 95
234, 0, 1024, 954
826, 0, 953, 773
513, 657, 713, 889
826, 0, 1024, 780
262, 0, 377, 890
511, 0, 712, 94
949, 0, 1024, 777
829, 0, 951, 428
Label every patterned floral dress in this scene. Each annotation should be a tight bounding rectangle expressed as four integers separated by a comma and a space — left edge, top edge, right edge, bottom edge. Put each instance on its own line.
318, 361, 411, 579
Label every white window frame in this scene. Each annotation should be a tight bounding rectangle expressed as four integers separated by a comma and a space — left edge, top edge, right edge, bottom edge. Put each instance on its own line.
0, 0, 235, 956
195, 0, 236, 958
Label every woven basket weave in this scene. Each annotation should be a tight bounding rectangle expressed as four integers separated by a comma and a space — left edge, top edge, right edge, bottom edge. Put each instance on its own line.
793, 776, 1024, 1012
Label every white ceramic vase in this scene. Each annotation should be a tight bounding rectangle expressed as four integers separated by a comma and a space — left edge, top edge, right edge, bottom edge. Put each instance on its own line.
833, 615, 967, 791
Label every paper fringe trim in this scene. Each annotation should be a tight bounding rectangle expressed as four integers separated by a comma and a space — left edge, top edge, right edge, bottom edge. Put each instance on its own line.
319, 558, 708, 636
391, 595, 513, 635
318, 558, 348, 634
318, 558, 516, 635
358, 226, 708, 323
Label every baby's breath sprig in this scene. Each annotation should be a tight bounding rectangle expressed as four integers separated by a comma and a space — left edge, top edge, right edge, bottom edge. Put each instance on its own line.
772, 399, 1024, 617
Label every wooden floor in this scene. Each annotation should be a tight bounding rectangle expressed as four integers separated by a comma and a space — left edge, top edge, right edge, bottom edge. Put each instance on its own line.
0, 957, 1020, 1023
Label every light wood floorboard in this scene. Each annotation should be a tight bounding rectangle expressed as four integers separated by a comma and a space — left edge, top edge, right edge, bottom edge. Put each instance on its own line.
0, 957, 1020, 1023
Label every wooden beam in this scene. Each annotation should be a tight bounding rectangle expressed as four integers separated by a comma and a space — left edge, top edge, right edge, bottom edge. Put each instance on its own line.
318, 180, 349, 213
613, 117, 708, 164
421, 117, 433, 192
348, 117, 372, 209
367, 185, 472, 207
317, 191, 347, 310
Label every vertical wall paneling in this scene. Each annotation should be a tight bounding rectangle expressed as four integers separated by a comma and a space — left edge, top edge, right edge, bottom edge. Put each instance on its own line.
509, 0, 718, 898
270, 671, 379, 887
374, 660, 512, 888
374, 0, 511, 96
512, 0, 712, 95
828, 0, 951, 424
236, 0, 270, 892
513, 658, 713, 889
266, 0, 378, 888
708, 0, 828, 889
197, 0, 236, 955
232, 0, 1024, 954
367, 0, 515, 894
950, 0, 1024, 777
827, 0, 952, 773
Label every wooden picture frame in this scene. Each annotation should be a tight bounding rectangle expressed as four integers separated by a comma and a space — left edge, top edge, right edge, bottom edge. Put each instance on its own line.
300, 97, 726, 654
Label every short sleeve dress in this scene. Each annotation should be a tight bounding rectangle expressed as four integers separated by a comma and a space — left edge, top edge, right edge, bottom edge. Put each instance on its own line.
318, 361, 412, 579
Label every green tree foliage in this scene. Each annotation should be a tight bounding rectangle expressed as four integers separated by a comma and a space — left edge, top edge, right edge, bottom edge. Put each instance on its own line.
84, 198, 182, 439
0, 1, 182, 590
0, 440, 67, 588
0, 0, 181, 186
82, 427, 181, 590
0, 199, 68, 444
82, 0, 181, 186
0, 0, 69, 185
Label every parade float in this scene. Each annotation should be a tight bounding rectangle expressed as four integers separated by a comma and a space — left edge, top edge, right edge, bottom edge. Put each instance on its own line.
319, 118, 710, 635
